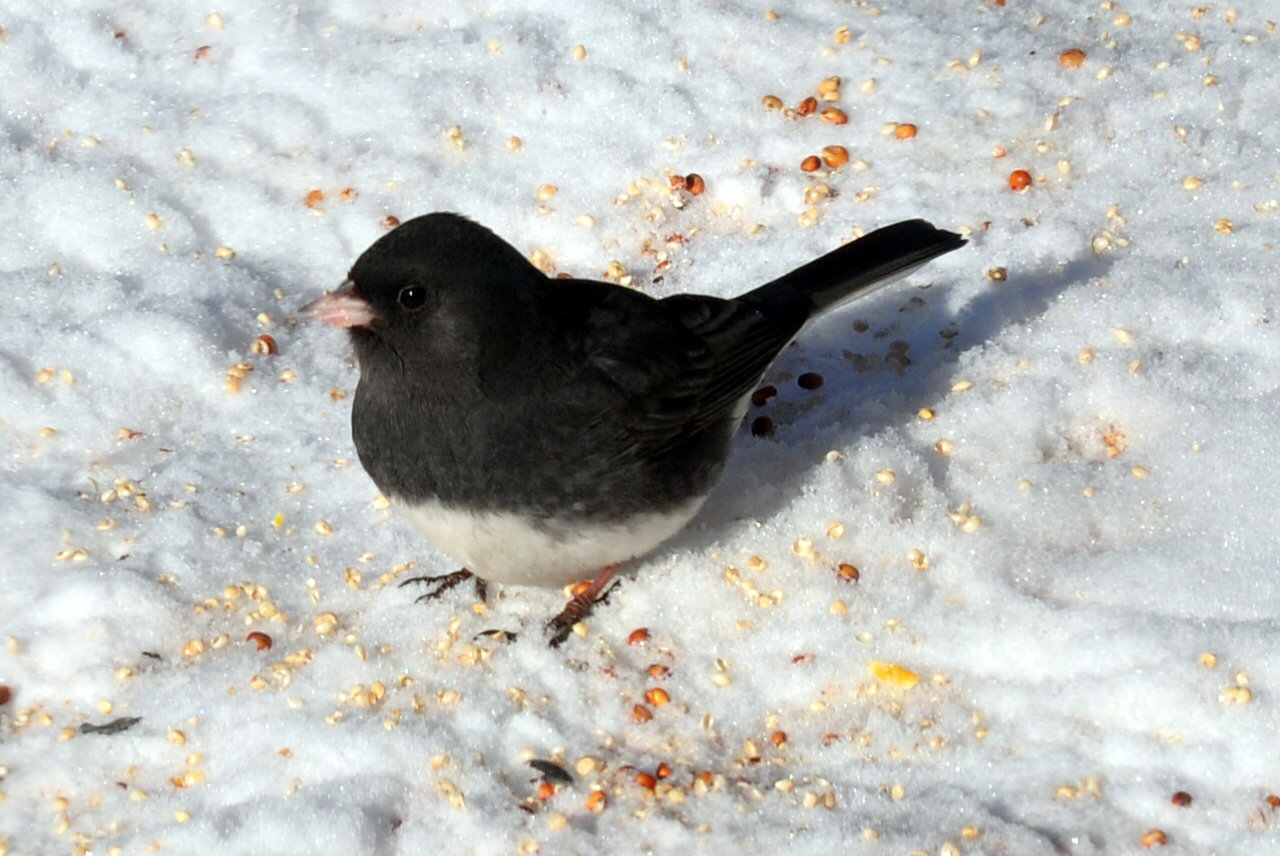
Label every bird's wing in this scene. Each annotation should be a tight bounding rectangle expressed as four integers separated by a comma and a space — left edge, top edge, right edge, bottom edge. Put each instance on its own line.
564, 281, 805, 455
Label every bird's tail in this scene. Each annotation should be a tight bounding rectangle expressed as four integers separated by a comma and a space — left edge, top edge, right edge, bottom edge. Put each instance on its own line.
742, 219, 966, 318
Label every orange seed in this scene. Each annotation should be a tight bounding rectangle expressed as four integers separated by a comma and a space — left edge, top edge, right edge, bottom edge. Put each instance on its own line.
644, 688, 670, 707
1059, 48, 1086, 67
820, 145, 849, 168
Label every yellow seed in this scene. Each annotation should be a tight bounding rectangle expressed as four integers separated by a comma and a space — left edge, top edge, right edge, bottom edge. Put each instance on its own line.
875, 469, 896, 484
826, 521, 845, 538
1214, 218, 1233, 234
869, 661, 919, 688
1182, 176, 1203, 190
934, 439, 954, 456
571, 44, 586, 60
951, 379, 973, 392
1222, 685, 1252, 705
314, 612, 338, 635
1140, 829, 1167, 847
536, 184, 558, 201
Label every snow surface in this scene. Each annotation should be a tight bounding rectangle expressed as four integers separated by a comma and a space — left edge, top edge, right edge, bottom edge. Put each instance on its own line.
2, 2, 1279, 854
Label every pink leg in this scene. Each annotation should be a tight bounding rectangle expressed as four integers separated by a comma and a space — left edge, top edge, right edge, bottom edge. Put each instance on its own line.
546, 564, 620, 647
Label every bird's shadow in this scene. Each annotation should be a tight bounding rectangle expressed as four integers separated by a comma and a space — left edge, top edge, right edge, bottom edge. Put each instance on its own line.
662, 247, 1110, 560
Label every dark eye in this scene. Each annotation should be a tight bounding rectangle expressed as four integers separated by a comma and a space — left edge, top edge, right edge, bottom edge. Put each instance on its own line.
397, 285, 427, 310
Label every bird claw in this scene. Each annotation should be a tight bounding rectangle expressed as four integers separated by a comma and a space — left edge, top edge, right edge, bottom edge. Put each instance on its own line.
398, 569, 483, 603
545, 581, 621, 647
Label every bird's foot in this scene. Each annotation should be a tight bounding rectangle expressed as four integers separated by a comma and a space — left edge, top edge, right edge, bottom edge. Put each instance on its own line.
546, 565, 622, 647
399, 569, 485, 603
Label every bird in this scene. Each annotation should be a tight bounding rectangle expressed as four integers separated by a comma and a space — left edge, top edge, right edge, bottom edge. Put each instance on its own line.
303, 212, 964, 643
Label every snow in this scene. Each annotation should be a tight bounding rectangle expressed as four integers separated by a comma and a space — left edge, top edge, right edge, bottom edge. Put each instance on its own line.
2, 2, 1279, 854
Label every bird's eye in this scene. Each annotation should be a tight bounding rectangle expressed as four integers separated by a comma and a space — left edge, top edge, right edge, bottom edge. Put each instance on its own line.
397, 285, 428, 310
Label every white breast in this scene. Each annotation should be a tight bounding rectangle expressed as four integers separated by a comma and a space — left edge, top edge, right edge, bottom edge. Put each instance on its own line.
394, 496, 707, 587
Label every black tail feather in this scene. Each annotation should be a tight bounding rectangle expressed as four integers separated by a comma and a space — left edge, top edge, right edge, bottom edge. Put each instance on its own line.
743, 219, 966, 317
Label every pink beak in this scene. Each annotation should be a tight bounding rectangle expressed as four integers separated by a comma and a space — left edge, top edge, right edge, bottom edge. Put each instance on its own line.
300, 280, 377, 328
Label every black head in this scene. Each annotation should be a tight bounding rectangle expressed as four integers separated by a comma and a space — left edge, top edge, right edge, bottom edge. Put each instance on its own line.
330, 213, 544, 371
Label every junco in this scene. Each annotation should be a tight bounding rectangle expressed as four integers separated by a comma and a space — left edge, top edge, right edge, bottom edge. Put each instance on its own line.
304, 213, 964, 643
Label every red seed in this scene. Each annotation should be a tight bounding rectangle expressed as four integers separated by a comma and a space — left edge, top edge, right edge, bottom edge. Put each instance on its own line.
251, 334, 277, 356
0, 685, 10, 705
797, 372, 824, 389
668, 174, 687, 190
381, 215, 401, 229
770, 730, 787, 747
538, 782, 555, 800
796, 96, 817, 116
655, 762, 672, 780
246, 631, 273, 651
837, 563, 860, 582
751, 385, 778, 406
750, 416, 774, 437
627, 627, 650, 645
1171, 791, 1192, 807
800, 155, 821, 172
684, 173, 706, 195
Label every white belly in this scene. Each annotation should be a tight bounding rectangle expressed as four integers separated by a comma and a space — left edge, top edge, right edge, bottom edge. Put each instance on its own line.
394, 496, 706, 587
